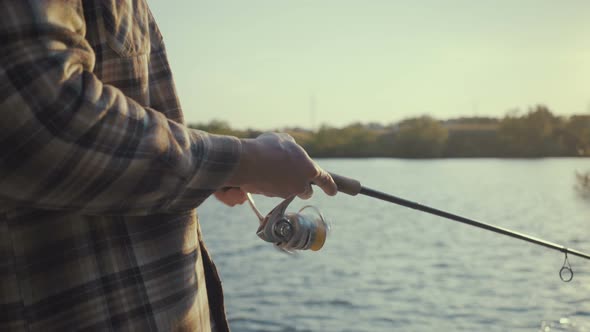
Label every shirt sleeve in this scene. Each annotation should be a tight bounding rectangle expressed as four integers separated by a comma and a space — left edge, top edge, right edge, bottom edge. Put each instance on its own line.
0, 1, 242, 215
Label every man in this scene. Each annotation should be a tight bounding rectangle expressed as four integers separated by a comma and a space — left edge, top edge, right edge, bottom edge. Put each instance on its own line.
0, 1, 337, 331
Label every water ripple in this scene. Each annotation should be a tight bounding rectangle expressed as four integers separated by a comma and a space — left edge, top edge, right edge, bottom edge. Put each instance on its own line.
302, 298, 357, 309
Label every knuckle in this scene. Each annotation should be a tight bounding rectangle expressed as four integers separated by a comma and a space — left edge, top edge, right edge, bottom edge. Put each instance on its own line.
312, 167, 323, 178
281, 132, 295, 141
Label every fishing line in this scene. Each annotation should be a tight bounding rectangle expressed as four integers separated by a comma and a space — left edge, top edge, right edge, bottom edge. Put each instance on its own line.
328, 173, 590, 282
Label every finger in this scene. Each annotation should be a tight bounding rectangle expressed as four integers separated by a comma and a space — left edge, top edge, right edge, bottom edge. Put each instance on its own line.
214, 188, 248, 206
214, 193, 235, 206
213, 190, 227, 201
217, 189, 232, 196
312, 169, 337, 196
225, 188, 247, 206
297, 184, 314, 200
233, 190, 248, 205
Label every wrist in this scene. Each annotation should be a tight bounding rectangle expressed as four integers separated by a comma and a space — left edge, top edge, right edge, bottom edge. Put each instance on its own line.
226, 138, 257, 187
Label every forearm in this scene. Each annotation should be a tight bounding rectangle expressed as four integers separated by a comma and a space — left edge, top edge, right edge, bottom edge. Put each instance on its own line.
0, 1, 241, 215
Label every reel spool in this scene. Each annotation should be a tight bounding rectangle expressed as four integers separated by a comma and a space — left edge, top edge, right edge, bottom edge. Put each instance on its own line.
247, 194, 329, 252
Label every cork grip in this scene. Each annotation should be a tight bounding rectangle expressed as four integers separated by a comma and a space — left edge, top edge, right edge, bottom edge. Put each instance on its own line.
329, 173, 362, 196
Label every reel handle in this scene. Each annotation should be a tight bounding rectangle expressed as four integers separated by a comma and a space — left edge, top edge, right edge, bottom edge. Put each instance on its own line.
328, 173, 362, 196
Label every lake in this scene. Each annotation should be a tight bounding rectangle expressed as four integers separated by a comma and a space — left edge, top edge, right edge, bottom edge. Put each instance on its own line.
198, 158, 590, 332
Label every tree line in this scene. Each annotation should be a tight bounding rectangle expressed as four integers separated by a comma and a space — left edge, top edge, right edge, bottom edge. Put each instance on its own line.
189, 105, 590, 158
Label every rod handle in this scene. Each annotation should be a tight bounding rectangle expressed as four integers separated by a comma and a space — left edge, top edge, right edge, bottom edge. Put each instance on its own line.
329, 172, 362, 196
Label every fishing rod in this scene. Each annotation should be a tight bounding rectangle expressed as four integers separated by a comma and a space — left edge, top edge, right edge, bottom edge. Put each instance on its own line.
245, 173, 589, 281
327, 173, 590, 282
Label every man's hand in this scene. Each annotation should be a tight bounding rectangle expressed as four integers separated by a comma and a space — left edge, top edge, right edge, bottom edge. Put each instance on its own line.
226, 133, 338, 199
214, 188, 248, 207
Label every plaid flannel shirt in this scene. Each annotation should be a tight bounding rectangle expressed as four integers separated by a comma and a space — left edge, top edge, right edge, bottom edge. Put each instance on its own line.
0, 1, 241, 331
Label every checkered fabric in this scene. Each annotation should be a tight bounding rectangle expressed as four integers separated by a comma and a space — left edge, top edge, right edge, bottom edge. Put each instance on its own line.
0, 1, 240, 331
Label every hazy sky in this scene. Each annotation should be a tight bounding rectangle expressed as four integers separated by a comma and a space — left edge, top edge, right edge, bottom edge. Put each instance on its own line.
149, 0, 590, 129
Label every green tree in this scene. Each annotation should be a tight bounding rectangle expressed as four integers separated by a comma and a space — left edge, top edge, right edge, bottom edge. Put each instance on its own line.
563, 115, 590, 156
444, 129, 501, 157
187, 108, 590, 158
498, 106, 565, 157
306, 123, 379, 157
391, 116, 448, 158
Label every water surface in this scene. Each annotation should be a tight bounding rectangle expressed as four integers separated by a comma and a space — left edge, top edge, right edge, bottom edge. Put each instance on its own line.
198, 158, 590, 332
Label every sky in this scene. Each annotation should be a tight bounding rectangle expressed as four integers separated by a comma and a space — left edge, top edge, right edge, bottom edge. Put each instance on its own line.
148, 0, 590, 129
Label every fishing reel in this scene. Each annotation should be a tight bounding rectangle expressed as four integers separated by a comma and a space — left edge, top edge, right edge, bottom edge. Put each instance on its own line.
246, 193, 329, 253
